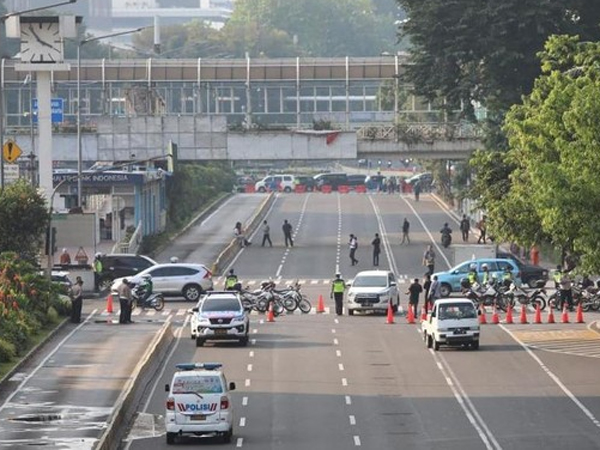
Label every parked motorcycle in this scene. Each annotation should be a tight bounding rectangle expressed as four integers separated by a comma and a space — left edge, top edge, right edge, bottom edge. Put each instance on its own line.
132, 284, 165, 311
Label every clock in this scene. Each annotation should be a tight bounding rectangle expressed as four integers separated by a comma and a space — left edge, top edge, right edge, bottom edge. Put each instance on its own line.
20, 20, 64, 64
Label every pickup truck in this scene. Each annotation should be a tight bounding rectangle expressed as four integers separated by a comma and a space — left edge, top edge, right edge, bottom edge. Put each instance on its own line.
422, 299, 480, 351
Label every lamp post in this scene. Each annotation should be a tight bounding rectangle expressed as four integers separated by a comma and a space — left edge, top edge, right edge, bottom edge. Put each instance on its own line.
76, 27, 144, 208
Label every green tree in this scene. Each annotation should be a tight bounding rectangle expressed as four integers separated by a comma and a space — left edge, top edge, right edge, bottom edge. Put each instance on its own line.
0, 180, 49, 261
499, 36, 600, 270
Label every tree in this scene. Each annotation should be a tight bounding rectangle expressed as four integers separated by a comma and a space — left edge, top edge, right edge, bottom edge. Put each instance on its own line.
498, 36, 600, 271
0, 180, 49, 261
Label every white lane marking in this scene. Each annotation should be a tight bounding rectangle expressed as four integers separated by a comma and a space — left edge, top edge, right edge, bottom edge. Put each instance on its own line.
247, 364, 253, 372
353, 435, 361, 446
252, 328, 258, 334
276, 194, 311, 277
249, 351, 254, 358
0, 309, 98, 414
236, 437, 243, 447
332, 329, 337, 334
336, 193, 342, 274
345, 395, 352, 405
336, 350, 342, 357
251, 339, 257, 345
245, 379, 251, 387
334, 317, 340, 324
501, 324, 600, 429
349, 415, 356, 425
342, 378, 348, 386
242, 396, 248, 406
239, 417, 246, 427
333, 338, 339, 345
338, 363, 345, 371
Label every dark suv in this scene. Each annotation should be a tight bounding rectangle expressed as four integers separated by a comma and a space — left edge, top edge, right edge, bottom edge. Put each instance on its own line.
314, 173, 348, 190
98, 253, 157, 291
496, 251, 549, 288
294, 176, 316, 191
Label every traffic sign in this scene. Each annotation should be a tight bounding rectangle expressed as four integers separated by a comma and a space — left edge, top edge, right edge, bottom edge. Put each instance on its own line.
32, 98, 64, 124
3, 140, 22, 163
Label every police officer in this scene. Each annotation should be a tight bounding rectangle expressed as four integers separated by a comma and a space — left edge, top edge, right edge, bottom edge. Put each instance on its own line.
553, 265, 562, 290
467, 264, 479, 286
225, 269, 240, 291
481, 263, 490, 286
93, 253, 103, 292
70, 276, 84, 323
117, 278, 133, 324
502, 266, 513, 287
330, 273, 346, 316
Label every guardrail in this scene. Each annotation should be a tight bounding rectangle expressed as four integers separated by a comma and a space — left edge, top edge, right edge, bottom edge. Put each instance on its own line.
111, 221, 143, 254
356, 122, 484, 143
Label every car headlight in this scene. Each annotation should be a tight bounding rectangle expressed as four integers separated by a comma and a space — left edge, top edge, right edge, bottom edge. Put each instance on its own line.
348, 292, 356, 299
231, 314, 246, 322
196, 316, 210, 325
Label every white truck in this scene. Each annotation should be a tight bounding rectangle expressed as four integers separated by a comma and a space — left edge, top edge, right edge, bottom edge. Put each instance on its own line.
422, 299, 480, 351
451, 244, 497, 266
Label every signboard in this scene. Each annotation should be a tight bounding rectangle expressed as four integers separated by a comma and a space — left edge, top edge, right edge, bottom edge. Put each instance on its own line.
3, 164, 19, 184
32, 98, 64, 124
3, 140, 22, 163
52, 171, 146, 186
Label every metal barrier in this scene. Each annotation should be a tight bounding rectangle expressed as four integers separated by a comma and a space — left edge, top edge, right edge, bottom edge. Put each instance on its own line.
338, 185, 350, 194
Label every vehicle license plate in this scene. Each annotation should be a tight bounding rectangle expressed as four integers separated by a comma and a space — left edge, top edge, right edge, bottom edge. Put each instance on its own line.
454, 329, 466, 335
214, 329, 227, 335
190, 414, 206, 421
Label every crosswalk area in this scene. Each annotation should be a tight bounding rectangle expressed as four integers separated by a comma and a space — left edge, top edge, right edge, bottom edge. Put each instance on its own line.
212, 275, 409, 287
511, 328, 600, 359
98, 306, 335, 318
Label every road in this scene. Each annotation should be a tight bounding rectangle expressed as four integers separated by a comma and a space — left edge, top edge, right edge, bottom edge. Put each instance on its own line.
122, 192, 600, 450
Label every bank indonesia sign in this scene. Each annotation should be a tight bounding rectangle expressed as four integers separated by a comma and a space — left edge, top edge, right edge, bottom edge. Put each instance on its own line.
32, 98, 64, 124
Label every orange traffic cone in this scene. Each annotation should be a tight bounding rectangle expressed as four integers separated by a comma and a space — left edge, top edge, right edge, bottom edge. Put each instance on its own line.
533, 303, 542, 324
479, 305, 487, 324
420, 306, 427, 322
406, 305, 415, 324
520, 304, 528, 324
266, 302, 275, 322
386, 302, 395, 324
575, 303, 584, 324
106, 293, 114, 314
491, 304, 500, 324
547, 305, 555, 324
505, 304, 514, 324
561, 304, 569, 323
316, 294, 325, 313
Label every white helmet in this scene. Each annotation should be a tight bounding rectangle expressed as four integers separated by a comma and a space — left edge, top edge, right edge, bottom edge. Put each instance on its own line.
142, 274, 152, 280
482, 263, 488, 270
95, 252, 102, 258
170, 256, 179, 263
469, 263, 477, 270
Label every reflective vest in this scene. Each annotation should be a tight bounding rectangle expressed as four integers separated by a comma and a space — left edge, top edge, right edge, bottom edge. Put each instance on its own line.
482, 271, 489, 285
467, 272, 477, 284
503, 271, 512, 281
225, 275, 238, 289
332, 279, 346, 293
94, 259, 103, 273
553, 271, 562, 284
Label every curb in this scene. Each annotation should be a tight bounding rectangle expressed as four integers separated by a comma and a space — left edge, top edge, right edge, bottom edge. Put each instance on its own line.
94, 319, 174, 450
211, 193, 275, 276
0, 318, 69, 389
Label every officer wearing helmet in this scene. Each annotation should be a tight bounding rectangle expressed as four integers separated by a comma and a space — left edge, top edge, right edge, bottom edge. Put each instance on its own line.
225, 269, 240, 291
93, 253, 103, 292
502, 265, 513, 287
481, 263, 490, 285
467, 263, 479, 286
330, 272, 347, 316
170, 256, 179, 263
137, 274, 153, 306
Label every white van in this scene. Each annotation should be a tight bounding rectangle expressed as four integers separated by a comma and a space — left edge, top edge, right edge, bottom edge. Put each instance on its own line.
422, 299, 480, 351
254, 174, 295, 192
165, 362, 236, 444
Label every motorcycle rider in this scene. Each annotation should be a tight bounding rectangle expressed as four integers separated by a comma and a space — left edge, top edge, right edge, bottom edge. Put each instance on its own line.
481, 263, 491, 286
502, 266, 513, 287
467, 264, 479, 287
440, 223, 452, 247
136, 274, 153, 306
225, 269, 241, 291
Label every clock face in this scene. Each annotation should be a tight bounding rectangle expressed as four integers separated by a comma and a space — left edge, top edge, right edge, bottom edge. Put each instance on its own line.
20, 22, 63, 64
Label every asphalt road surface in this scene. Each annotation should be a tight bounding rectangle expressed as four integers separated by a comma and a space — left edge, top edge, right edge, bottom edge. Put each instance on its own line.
123, 192, 600, 449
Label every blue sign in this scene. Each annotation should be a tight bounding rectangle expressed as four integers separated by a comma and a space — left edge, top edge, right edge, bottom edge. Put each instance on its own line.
53, 171, 146, 186
32, 98, 64, 124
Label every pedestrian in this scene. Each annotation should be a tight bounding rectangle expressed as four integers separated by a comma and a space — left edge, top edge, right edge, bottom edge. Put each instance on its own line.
460, 214, 470, 242
422, 244, 436, 275
117, 278, 133, 324
70, 276, 84, 323
477, 216, 487, 244
330, 272, 346, 316
261, 220, 273, 247
413, 180, 421, 201
423, 273, 431, 311
371, 233, 381, 266
349, 234, 358, 266
530, 245, 540, 266
234, 221, 251, 247
93, 253, 103, 292
428, 275, 442, 307
406, 278, 423, 319
282, 219, 294, 247
59, 248, 71, 265
401, 218, 410, 244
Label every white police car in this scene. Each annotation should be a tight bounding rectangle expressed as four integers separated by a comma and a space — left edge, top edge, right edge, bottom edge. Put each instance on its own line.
165, 362, 236, 444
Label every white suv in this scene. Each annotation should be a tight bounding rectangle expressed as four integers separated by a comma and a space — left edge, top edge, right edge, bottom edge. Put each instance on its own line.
190, 291, 249, 346
347, 270, 400, 316
165, 362, 236, 444
254, 174, 295, 192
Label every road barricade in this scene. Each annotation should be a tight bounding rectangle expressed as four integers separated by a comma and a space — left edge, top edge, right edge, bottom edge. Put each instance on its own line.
338, 185, 350, 194
294, 184, 306, 193
354, 184, 367, 193
320, 185, 332, 193
244, 184, 256, 193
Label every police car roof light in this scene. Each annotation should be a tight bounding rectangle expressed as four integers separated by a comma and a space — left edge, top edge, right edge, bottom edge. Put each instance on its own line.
176, 362, 222, 371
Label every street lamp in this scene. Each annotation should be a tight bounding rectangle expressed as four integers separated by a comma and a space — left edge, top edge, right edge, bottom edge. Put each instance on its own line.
0, 0, 77, 191
76, 27, 144, 208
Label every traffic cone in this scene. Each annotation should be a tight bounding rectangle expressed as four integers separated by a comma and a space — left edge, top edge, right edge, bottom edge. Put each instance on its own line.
420, 305, 427, 322
106, 293, 114, 314
520, 304, 528, 324
533, 303, 542, 324
316, 294, 325, 313
266, 302, 275, 322
406, 305, 415, 324
491, 305, 500, 324
479, 305, 487, 324
575, 303, 584, 324
547, 306, 555, 324
561, 304, 569, 323
505, 304, 514, 324
386, 302, 395, 324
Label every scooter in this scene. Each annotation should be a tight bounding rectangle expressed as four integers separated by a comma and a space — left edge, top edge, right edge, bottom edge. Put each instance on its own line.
132, 285, 165, 311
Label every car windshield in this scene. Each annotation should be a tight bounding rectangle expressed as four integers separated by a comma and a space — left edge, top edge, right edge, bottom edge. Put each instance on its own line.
201, 298, 241, 312
353, 275, 387, 288
172, 375, 223, 394
438, 304, 477, 320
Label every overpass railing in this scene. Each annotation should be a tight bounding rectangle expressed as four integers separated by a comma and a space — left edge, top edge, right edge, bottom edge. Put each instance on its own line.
356, 122, 484, 143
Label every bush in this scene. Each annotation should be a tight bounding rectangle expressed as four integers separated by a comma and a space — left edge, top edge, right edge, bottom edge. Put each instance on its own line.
0, 338, 16, 362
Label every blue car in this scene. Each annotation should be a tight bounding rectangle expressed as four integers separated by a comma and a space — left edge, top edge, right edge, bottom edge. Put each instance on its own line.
434, 258, 521, 298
